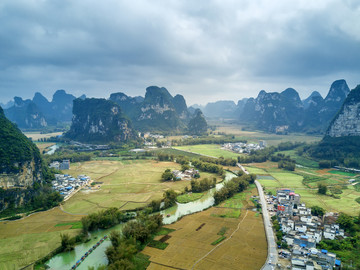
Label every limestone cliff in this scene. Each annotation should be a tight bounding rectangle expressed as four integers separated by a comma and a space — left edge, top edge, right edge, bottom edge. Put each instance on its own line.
65, 98, 137, 143
0, 106, 44, 211
0, 106, 43, 186
326, 85, 360, 137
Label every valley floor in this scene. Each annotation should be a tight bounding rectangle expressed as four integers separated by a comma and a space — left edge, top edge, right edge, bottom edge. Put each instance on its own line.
143, 185, 267, 270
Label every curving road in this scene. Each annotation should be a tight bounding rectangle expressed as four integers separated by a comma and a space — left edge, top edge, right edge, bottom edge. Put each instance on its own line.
237, 164, 278, 269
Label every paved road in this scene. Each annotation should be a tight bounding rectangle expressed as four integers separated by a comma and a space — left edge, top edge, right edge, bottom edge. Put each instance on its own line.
237, 164, 278, 270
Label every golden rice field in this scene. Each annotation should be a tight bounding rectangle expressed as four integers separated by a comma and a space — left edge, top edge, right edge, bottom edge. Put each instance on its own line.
143, 185, 267, 270
24, 131, 63, 141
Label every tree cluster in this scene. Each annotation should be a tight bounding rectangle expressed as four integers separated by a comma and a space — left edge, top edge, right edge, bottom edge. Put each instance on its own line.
213, 174, 255, 205
318, 213, 360, 268
199, 156, 237, 167
106, 213, 163, 269
81, 208, 133, 233
308, 136, 360, 169
191, 159, 224, 175
171, 136, 246, 146
317, 183, 327, 195
310, 206, 325, 217
190, 178, 216, 193
161, 169, 174, 181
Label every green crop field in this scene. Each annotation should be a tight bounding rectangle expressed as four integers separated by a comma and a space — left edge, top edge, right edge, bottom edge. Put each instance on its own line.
174, 144, 241, 158
62, 159, 221, 214
328, 170, 357, 176
247, 162, 360, 215
0, 208, 82, 270
152, 148, 203, 159
276, 149, 319, 168
176, 193, 204, 203
245, 166, 268, 175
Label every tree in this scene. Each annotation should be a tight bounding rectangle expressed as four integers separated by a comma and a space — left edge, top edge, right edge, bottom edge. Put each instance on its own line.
318, 184, 327, 195
337, 213, 355, 232
163, 189, 177, 208
311, 205, 325, 216
161, 169, 173, 181
60, 233, 74, 251
181, 164, 190, 172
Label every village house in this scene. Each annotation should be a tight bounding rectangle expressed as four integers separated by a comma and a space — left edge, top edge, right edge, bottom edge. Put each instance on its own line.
172, 168, 199, 180
49, 159, 70, 170
52, 173, 90, 199
272, 188, 343, 269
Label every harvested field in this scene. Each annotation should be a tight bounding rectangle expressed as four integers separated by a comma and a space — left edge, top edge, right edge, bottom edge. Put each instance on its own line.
24, 132, 63, 141
143, 209, 266, 270
35, 142, 55, 152
143, 185, 266, 270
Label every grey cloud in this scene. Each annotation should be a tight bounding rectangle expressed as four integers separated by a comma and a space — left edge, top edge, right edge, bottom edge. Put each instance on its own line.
0, 0, 359, 105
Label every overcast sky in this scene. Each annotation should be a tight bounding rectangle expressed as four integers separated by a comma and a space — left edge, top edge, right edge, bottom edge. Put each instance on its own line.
0, 0, 359, 105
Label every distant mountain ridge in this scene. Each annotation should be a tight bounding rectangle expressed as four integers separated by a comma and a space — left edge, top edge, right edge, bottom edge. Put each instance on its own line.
4, 97, 48, 129
196, 80, 350, 134
5, 90, 82, 129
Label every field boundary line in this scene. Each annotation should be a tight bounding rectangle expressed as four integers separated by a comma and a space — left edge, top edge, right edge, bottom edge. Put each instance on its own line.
190, 209, 249, 270
150, 261, 187, 270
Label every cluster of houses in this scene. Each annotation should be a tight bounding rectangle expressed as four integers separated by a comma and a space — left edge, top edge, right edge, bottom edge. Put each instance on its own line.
143, 133, 164, 139
269, 188, 343, 269
49, 160, 70, 170
172, 168, 199, 180
70, 141, 110, 151
222, 140, 266, 154
52, 174, 91, 199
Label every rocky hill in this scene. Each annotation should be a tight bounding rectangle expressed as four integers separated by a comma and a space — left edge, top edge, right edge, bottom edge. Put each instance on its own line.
239, 88, 304, 133
4, 97, 47, 129
0, 106, 51, 212
188, 109, 208, 135
326, 85, 360, 137
302, 91, 322, 109
110, 86, 192, 132
65, 98, 137, 143
33, 90, 76, 123
203, 100, 237, 118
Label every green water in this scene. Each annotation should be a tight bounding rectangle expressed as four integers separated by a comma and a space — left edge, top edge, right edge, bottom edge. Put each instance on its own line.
46, 224, 123, 270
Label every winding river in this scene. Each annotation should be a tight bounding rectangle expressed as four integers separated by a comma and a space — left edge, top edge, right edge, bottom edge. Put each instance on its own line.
46, 172, 236, 269
46, 144, 59, 155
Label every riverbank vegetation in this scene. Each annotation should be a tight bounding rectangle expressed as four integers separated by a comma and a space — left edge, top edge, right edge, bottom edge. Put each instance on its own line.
105, 213, 164, 269
214, 173, 256, 205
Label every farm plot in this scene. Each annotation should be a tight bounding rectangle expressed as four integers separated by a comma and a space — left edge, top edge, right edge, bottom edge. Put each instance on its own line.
63, 160, 220, 214
143, 185, 265, 269
143, 209, 266, 270
0, 208, 82, 270
174, 144, 241, 159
